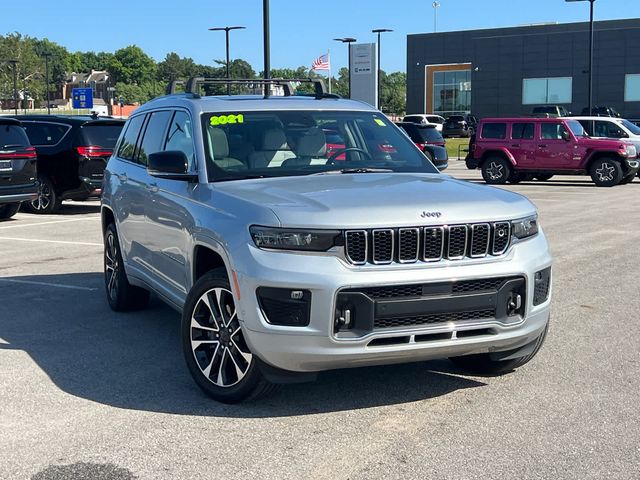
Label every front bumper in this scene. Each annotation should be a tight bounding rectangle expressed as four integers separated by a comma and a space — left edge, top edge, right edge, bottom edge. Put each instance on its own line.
233, 230, 553, 373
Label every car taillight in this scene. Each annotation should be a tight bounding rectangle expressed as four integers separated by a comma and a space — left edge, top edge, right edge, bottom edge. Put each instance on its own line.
378, 143, 396, 153
416, 142, 428, 150
0, 146, 37, 160
76, 146, 112, 158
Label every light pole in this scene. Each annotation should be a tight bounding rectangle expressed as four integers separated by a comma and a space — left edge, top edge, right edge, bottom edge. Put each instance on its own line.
333, 37, 357, 98
208, 25, 246, 95
43, 53, 52, 114
566, 0, 595, 115
263, 0, 270, 97
433, 1, 441, 33
372, 28, 393, 110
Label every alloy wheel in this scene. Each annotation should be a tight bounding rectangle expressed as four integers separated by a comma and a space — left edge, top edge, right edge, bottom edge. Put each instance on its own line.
595, 163, 615, 182
190, 287, 252, 388
31, 180, 52, 211
486, 161, 504, 180
104, 232, 119, 302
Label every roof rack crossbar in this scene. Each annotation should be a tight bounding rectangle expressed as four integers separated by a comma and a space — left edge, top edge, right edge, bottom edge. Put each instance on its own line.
181, 77, 333, 99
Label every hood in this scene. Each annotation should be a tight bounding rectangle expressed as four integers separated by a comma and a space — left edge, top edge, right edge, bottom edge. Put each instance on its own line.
576, 136, 631, 149
214, 173, 536, 229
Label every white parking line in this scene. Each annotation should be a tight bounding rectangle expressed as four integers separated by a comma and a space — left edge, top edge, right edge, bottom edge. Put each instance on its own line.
0, 217, 100, 230
0, 278, 98, 291
0, 237, 102, 247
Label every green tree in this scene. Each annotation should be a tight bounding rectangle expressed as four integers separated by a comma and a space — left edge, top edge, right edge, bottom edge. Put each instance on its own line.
380, 71, 406, 116
109, 45, 156, 85
157, 52, 198, 82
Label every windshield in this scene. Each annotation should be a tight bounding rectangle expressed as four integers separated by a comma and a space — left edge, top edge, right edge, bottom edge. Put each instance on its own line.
201, 110, 439, 181
620, 119, 640, 136
566, 120, 587, 137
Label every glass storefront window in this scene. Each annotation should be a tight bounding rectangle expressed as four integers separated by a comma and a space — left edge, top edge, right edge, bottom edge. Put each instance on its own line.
625, 74, 640, 102
432, 69, 471, 117
523, 77, 572, 104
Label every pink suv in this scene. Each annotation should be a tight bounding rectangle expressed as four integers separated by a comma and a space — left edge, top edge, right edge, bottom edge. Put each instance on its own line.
466, 118, 639, 187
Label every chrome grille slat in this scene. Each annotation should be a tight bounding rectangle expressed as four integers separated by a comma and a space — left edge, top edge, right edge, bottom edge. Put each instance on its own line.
345, 222, 512, 266
372, 229, 394, 264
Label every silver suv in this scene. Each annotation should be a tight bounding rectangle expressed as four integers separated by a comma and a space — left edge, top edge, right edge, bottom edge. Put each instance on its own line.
102, 79, 552, 403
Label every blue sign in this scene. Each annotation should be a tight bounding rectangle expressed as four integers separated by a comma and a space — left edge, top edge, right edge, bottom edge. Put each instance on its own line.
72, 87, 93, 109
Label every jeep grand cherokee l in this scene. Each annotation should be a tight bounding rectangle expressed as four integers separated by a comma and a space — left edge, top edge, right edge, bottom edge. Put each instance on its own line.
466, 118, 639, 186
102, 78, 553, 403
12, 115, 125, 213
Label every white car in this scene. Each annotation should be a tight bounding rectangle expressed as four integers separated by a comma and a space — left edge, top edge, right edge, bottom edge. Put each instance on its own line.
571, 116, 640, 148
403, 114, 445, 132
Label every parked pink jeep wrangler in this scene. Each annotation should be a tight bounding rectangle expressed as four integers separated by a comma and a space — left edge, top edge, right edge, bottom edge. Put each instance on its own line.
466, 117, 639, 186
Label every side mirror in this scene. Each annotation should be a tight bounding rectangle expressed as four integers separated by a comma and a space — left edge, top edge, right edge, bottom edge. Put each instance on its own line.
147, 151, 198, 181
561, 130, 571, 141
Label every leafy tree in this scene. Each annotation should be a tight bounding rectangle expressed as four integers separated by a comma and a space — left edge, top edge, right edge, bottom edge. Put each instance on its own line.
157, 52, 198, 82
109, 45, 156, 85
380, 71, 406, 116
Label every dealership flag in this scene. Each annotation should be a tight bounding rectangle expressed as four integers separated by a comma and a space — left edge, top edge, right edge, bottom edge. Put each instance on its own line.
311, 53, 330, 71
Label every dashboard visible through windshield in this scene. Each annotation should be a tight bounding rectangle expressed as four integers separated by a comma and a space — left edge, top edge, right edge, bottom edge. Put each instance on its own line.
200, 110, 439, 181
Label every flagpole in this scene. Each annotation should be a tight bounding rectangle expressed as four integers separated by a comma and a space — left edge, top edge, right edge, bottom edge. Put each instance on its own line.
327, 50, 332, 94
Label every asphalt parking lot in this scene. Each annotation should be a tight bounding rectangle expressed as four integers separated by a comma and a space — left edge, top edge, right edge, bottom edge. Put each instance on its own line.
1, 161, 640, 480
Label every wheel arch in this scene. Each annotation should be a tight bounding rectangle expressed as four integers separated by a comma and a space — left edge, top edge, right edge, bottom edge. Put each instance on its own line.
191, 237, 236, 296
585, 151, 625, 172
101, 205, 115, 234
480, 148, 516, 167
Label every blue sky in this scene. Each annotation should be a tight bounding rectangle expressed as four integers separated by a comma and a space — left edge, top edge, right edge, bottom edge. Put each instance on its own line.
3, 0, 639, 73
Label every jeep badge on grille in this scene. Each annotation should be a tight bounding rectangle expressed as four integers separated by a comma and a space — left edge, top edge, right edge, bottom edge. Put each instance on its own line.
420, 211, 442, 218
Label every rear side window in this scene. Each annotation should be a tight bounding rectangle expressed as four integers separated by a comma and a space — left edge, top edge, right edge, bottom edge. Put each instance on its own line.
0, 124, 30, 148
541, 123, 569, 140
136, 111, 173, 166
416, 127, 443, 142
594, 120, 626, 138
80, 124, 124, 149
511, 123, 535, 140
117, 115, 145, 161
22, 122, 69, 146
481, 123, 507, 139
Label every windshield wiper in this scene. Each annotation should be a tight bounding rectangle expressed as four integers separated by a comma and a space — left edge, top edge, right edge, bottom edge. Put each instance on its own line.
312, 168, 393, 175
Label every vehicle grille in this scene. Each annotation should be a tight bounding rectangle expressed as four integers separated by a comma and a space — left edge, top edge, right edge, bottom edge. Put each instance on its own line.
374, 309, 495, 329
344, 222, 512, 265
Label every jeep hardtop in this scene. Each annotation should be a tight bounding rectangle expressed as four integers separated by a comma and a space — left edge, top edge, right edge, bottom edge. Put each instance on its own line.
466, 117, 639, 186
102, 78, 553, 403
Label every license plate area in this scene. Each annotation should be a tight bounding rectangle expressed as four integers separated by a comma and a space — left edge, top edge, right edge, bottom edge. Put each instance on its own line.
0, 160, 12, 171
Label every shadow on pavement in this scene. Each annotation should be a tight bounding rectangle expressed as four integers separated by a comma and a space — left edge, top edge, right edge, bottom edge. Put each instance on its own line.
0, 272, 486, 418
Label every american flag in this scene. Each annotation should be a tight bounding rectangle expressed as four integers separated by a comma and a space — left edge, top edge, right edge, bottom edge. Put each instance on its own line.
311, 53, 330, 71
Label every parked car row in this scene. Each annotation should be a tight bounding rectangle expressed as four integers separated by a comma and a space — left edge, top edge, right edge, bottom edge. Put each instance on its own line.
402, 113, 478, 138
531, 105, 622, 118
0, 115, 125, 218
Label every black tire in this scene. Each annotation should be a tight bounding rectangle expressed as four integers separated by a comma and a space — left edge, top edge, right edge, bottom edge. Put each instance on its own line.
481, 156, 512, 184
450, 324, 548, 375
23, 175, 61, 214
535, 174, 554, 181
182, 268, 275, 403
0, 202, 20, 220
619, 173, 635, 185
422, 149, 434, 164
104, 223, 150, 311
508, 172, 522, 184
589, 158, 623, 187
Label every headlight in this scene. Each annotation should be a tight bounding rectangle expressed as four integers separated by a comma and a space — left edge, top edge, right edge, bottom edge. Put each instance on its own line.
626, 144, 637, 157
512, 215, 539, 240
250, 226, 341, 251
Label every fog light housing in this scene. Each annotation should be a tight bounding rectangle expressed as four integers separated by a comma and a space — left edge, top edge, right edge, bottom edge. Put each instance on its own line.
257, 287, 311, 326
533, 267, 551, 306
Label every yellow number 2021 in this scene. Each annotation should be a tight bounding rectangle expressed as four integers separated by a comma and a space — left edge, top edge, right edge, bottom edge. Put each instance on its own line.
210, 114, 244, 126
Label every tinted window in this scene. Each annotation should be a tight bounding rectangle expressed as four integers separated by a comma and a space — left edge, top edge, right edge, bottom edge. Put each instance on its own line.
578, 120, 593, 136
415, 127, 443, 142
481, 123, 507, 139
117, 115, 145, 161
541, 122, 569, 140
79, 124, 124, 148
0, 124, 30, 148
136, 111, 172, 166
165, 111, 196, 170
566, 120, 585, 137
22, 122, 69, 146
594, 120, 626, 138
447, 116, 464, 122
511, 123, 535, 140
426, 116, 444, 124
621, 119, 640, 135
403, 116, 423, 123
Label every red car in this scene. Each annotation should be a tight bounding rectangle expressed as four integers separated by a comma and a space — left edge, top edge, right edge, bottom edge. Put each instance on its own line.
466, 117, 639, 187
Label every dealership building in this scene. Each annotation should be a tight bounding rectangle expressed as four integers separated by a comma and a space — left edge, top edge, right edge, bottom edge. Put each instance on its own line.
406, 18, 640, 119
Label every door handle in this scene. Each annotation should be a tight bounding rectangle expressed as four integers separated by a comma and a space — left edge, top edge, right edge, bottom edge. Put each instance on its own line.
538, 144, 548, 148
146, 183, 159, 193
116, 172, 127, 183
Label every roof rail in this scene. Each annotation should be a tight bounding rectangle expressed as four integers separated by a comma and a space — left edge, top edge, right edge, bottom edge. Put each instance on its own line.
181, 77, 336, 100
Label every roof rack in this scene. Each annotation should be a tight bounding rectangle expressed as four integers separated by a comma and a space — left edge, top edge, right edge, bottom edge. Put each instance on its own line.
166, 77, 338, 100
